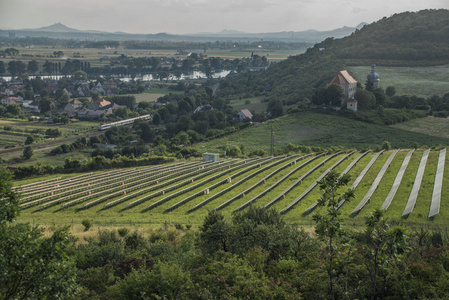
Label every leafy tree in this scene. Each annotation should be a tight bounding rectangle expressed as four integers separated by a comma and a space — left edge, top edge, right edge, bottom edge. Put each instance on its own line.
198, 210, 230, 254
225, 145, 242, 157
152, 113, 161, 125
230, 206, 291, 259
385, 86, 396, 97
191, 253, 272, 299
372, 88, 387, 107
59, 92, 71, 105
0, 168, 78, 299
4, 48, 19, 56
60, 115, 70, 125
27, 60, 39, 74
358, 209, 408, 300
0, 169, 19, 222
82, 219, 93, 231
25, 136, 34, 145
355, 89, 376, 110
39, 97, 53, 114
267, 98, 283, 118
43, 60, 55, 74
72, 70, 88, 81
109, 261, 192, 299
133, 120, 153, 143
327, 84, 345, 106
381, 140, 391, 150
0, 60, 5, 74
5, 103, 21, 116
313, 170, 354, 300
30, 77, 43, 93
7, 61, 26, 77
23, 146, 33, 160
53, 51, 64, 57
45, 128, 62, 137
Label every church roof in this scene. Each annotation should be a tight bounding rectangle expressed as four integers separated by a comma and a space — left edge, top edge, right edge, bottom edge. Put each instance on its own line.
367, 72, 380, 81
328, 70, 357, 85
347, 99, 358, 103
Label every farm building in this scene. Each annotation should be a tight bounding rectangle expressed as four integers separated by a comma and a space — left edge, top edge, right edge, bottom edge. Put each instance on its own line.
194, 104, 213, 113
203, 152, 219, 162
236, 109, 253, 121
327, 70, 357, 102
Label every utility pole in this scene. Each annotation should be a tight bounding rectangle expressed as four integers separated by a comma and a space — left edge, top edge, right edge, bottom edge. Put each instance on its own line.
271, 125, 274, 157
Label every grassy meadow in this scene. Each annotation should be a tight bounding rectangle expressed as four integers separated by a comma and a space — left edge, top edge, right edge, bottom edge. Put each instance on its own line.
194, 111, 449, 154
348, 65, 449, 98
228, 96, 269, 114
390, 116, 449, 139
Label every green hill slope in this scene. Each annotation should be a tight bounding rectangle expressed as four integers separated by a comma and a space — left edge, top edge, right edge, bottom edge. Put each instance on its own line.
196, 111, 449, 152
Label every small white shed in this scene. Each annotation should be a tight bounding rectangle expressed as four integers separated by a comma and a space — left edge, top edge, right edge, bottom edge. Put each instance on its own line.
203, 152, 219, 162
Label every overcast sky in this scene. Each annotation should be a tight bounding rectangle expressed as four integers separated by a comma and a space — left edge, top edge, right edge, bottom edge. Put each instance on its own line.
1, 0, 448, 34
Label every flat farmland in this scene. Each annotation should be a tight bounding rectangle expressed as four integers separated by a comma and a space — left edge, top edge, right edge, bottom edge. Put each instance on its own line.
0, 47, 301, 74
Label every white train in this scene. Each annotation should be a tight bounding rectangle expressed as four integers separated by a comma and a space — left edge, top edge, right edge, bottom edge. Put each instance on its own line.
98, 114, 152, 131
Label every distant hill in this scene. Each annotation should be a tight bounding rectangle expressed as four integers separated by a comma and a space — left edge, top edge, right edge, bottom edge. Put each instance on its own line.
317, 9, 449, 64
218, 9, 449, 104
190, 23, 367, 43
0, 22, 363, 43
29, 22, 81, 33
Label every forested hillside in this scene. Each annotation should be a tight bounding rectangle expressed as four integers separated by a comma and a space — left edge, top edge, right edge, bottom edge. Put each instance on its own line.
324, 9, 449, 64
218, 9, 449, 104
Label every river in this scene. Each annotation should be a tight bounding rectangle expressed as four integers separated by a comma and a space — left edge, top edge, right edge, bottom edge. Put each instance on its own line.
0, 70, 231, 82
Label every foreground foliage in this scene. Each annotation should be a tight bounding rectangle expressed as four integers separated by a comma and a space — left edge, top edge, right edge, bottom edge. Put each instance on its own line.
0, 168, 78, 300
71, 206, 449, 299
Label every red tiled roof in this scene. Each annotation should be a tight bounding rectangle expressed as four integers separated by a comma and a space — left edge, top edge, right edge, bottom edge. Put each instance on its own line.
347, 99, 357, 103
94, 98, 111, 107
70, 99, 82, 105
240, 109, 253, 119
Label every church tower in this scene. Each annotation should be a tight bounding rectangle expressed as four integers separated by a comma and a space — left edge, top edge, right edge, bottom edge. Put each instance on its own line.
366, 64, 380, 90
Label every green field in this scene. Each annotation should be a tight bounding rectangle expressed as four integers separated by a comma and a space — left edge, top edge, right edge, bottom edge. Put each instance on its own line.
13, 149, 449, 232
0, 47, 302, 75
391, 116, 449, 139
194, 111, 449, 154
0, 118, 101, 167
348, 65, 449, 98
228, 96, 269, 114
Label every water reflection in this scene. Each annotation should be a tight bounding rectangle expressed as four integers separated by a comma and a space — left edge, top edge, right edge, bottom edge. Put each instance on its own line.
0, 70, 231, 82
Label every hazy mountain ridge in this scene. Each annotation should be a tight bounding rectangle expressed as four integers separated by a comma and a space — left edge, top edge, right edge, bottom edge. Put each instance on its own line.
0, 22, 367, 43
27, 22, 81, 33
